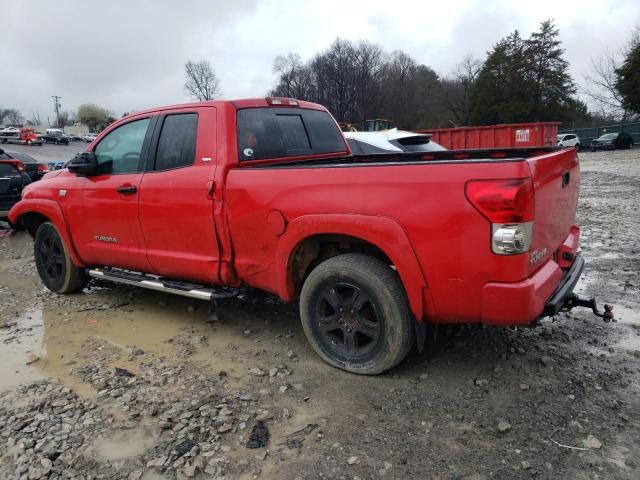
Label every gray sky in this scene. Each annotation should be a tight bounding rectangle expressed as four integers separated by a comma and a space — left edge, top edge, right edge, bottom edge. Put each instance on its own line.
2, 0, 638, 121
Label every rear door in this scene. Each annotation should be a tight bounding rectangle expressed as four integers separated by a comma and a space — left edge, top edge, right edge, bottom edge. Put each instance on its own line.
138, 107, 220, 284
71, 117, 155, 271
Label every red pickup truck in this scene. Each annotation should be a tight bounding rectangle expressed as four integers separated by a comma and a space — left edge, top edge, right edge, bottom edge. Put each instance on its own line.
9, 97, 603, 374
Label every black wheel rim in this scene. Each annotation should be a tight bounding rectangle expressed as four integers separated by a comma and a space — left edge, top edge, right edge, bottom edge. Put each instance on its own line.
314, 282, 381, 358
40, 234, 64, 282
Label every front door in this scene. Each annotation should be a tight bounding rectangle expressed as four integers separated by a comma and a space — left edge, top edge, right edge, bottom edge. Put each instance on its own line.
73, 117, 155, 272
138, 108, 220, 284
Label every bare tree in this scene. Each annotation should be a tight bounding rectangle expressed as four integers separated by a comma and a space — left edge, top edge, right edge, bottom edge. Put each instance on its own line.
583, 49, 627, 119
272, 53, 315, 100
440, 55, 482, 126
582, 30, 639, 120
184, 60, 221, 101
29, 112, 42, 126
1, 108, 24, 125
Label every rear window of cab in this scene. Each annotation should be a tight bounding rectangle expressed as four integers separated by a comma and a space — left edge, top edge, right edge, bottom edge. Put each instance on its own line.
237, 108, 347, 161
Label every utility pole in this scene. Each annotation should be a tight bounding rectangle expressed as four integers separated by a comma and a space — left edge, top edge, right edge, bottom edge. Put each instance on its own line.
52, 95, 62, 128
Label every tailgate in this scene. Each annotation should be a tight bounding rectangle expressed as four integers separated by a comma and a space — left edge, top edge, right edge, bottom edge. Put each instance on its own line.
527, 148, 579, 274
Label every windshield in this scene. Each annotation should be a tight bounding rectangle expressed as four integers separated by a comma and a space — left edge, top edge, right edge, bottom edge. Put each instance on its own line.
598, 133, 617, 140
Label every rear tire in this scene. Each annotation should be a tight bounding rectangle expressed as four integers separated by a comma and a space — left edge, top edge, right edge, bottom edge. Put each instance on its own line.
34, 222, 87, 293
300, 253, 414, 375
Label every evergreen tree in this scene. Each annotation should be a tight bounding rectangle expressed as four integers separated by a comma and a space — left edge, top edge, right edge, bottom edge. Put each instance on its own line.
524, 20, 576, 120
469, 21, 578, 124
469, 31, 529, 124
615, 35, 640, 115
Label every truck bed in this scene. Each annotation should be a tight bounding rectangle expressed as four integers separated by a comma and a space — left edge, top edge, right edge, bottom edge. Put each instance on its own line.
227, 146, 579, 325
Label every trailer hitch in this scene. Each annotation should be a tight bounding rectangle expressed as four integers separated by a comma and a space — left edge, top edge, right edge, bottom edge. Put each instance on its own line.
563, 293, 614, 322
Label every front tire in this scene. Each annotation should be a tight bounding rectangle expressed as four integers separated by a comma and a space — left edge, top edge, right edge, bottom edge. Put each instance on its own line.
34, 222, 87, 293
300, 253, 414, 375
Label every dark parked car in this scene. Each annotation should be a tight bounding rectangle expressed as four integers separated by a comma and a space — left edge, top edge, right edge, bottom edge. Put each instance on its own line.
590, 132, 634, 151
4, 150, 48, 181
0, 155, 31, 229
41, 130, 70, 145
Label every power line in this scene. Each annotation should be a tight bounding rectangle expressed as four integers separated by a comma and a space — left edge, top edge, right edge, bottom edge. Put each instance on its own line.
52, 95, 62, 128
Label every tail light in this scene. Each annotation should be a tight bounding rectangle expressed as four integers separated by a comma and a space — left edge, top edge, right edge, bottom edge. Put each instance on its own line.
466, 178, 534, 255
266, 97, 299, 106
37, 163, 48, 173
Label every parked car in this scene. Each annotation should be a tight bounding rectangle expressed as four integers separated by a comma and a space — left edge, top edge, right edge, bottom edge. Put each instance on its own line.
68, 134, 85, 142
557, 133, 580, 149
344, 129, 446, 154
0, 153, 31, 229
3, 150, 48, 181
9, 97, 604, 374
83, 133, 98, 143
41, 129, 70, 145
590, 132, 634, 151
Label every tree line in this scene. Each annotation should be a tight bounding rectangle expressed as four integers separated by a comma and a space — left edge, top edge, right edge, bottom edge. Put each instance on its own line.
269, 20, 640, 129
0, 103, 116, 132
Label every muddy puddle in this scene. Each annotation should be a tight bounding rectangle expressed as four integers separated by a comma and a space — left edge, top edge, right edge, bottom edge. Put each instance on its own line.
0, 309, 45, 390
0, 287, 285, 395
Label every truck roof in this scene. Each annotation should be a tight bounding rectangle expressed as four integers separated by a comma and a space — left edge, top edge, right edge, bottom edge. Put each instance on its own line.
126, 98, 327, 119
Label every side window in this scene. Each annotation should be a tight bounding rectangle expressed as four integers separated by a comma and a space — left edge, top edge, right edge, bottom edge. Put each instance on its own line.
94, 118, 150, 174
154, 113, 198, 171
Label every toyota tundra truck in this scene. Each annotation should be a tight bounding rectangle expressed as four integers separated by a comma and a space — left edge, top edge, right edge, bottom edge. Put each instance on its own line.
8, 97, 605, 374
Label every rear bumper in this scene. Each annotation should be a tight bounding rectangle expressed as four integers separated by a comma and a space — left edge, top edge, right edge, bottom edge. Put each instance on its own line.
542, 255, 584, 316
480, 255, 584, 326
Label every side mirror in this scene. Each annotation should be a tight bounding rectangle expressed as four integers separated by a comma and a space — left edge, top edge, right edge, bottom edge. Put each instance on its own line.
68, 152, 98, 176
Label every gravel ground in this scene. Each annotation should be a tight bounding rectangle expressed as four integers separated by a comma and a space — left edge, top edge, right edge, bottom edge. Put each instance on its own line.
1, 149, 639, 480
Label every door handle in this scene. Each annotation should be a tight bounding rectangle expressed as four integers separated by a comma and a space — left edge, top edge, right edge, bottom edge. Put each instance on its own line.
117, 185, 137, 194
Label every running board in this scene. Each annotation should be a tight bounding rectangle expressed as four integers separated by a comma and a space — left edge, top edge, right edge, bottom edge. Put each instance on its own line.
87, 267, 236, 302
